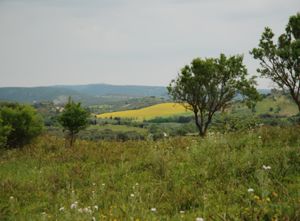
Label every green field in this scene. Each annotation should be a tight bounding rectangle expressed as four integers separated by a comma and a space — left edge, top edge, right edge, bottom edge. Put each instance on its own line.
1, 127, 299, 220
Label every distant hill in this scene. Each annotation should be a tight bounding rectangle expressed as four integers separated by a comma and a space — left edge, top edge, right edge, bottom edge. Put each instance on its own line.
0, 84, 168, 105
0, 84, 270, 105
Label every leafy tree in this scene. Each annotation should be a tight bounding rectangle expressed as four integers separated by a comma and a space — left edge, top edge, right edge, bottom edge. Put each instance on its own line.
0, 103, 43, 148
168, 54, 260, 137
59, 98, 90, 147
251, 13, 300, 112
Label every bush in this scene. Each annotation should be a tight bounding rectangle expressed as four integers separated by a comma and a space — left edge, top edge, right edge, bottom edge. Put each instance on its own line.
0, 103, 43, 148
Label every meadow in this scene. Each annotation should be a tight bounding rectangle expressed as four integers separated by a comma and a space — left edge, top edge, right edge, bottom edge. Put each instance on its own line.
0, 126, 299, 220
97, 103, 190, 120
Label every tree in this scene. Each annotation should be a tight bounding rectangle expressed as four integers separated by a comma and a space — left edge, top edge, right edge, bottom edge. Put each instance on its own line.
59, 98, 89, 147
251, 13, 300, 112
168, 54, 260, 137
0, 103, 43, 148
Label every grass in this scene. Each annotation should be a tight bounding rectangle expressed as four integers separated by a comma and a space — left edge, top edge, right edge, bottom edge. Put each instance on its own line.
97, 103, 190, 120
0, 126, 299, 220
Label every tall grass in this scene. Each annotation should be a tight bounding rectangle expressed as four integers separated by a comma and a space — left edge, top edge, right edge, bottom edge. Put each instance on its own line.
0, 126, 299, 220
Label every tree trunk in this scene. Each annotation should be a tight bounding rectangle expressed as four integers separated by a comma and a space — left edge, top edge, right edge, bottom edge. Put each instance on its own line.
194, 111, 207, 138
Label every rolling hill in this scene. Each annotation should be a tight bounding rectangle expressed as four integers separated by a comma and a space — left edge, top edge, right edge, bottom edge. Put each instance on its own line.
0, 84, 168, 105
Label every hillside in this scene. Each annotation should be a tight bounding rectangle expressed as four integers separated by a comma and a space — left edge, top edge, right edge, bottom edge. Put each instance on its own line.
97, 102, 189, 120
0, 128, 299, 220
0, 84, 168, 105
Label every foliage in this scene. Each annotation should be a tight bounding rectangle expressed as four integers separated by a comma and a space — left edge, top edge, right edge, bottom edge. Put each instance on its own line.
0, 103, 43, 148
168, 54, 260, 136
251, 13, 300, 112
0, 127, 299, 220
0, 119, 11, 148
59, 98, 90, 147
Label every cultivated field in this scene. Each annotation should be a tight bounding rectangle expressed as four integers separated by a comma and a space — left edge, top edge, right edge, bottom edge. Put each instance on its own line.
97, 102, 190, 120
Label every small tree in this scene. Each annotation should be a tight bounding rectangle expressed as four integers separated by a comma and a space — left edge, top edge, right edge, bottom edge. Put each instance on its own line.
168, 54, 260, 137
59, 98, 89, 147
251, 13, 300, 112
0, 103, 43, 148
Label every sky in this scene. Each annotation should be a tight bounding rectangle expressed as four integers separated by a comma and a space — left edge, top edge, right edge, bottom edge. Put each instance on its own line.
0, 0, 299, 88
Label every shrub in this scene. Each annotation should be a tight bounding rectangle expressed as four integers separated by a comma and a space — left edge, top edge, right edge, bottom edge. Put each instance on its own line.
0, 103, 43, 148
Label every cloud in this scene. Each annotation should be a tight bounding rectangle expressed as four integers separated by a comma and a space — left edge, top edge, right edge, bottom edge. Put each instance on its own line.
0, 0, 298, 87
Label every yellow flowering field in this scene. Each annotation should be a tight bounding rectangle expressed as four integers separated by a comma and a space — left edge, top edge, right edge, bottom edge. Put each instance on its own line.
97, 102, 190, 120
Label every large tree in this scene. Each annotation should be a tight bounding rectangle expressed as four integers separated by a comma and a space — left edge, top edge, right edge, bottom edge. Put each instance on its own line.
59, 98, 89, 147
168, 54, 259, 137
251, 13, 300, 112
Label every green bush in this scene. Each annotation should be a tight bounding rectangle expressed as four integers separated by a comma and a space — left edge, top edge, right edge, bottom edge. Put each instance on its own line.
0, 103, 43, 148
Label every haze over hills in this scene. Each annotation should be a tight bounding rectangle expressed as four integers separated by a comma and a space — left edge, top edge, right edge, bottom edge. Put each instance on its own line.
0, 83, 270, 105
0, 84, 168, 105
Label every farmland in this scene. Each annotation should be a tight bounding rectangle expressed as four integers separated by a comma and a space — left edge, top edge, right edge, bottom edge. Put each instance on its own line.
97, 102, 190, 120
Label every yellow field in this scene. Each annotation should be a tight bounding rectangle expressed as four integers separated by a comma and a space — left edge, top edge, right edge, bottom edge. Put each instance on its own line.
97, 102, 190, 120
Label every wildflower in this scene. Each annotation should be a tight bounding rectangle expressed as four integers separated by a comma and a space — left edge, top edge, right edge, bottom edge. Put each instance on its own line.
135, 183, 139, 186
94, 205, 98, 210
196, 218, 204, 221
70, 201, 78, 209
258, 136, 262, 139
272, 192, 278, 197
59, 207, 65, 212
9, 196, 14, 200
130, 193, 135, 197
247, 188, 254, 193
83, 207, 92, 214
262, 165, 271, 170
41, 212, 47, 215
180, 210, 185, 214
163, 132, 168, 137
254, 195, 260, 201
150, 208, 157, 212
92, 217, 96, 221
92, 182, 96, 186
102, 183, 105, 186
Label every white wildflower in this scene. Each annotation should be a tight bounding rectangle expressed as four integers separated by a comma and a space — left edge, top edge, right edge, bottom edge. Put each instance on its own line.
70, 201, 78, 209
180, 210, 185, 214
163, 132, 168, 137
102, 183, 105, 186
130, 193, 135, 197
41, 212, 47, 215
248, 188, 254, 193
262, 165, 271, 170
92, 182, 96, 186
9, 196, 14, 200
196, 218, 204, 221
94, 205, 98, 210
59, 207, 65, 212
135, 183, 139, 186
92, 217, 96, 221
150, 208, 157, 212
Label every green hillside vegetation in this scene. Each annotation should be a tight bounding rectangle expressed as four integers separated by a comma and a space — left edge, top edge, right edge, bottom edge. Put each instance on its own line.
0, 127, 299, 220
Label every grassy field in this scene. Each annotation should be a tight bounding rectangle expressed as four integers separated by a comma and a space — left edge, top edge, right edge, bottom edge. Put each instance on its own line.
0, 126, 299, 220
97, 103, 190, 120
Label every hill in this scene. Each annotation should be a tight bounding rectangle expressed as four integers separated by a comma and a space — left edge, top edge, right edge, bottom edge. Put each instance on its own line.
0, 84, 168, 105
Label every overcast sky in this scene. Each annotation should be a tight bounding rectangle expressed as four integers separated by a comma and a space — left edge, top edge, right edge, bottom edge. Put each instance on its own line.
0, 0, 299, 88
